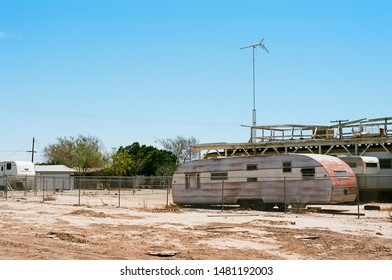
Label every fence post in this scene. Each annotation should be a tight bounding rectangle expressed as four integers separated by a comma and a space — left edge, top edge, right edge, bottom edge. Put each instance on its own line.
24, 175, 27, 197
284, 177, 287, 214
34, 176, 37, 197
52, 176, 55, 195
118, 177, 121, 208
42, 179, 45, 203
221, 179, 225, 212
5, 177, 8, 201
166, 177, 170, 208
78, 178, 81, 206
357, 179, 360, 219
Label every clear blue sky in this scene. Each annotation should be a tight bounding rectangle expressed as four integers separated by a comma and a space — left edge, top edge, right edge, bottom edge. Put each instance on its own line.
1, 0, 391, 162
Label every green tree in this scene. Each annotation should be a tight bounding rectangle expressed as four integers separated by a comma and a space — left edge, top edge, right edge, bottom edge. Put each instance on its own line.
107, 151, 133, 176
118, 142, 177, 176
43, 135, 108, 175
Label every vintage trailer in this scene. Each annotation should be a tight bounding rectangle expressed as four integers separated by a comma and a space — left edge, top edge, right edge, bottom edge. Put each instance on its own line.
338, 155, 383, 199
338, 156, 380, 175
0, 161, 36, 190
172, 153, 357, 210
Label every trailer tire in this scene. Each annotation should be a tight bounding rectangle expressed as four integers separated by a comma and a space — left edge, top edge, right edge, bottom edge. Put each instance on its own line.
238, 199, 266, 210
364, 204, 381, 211
277, 203, 287, 211
250, 200, 265, 211
263, 203, 275, 211
238, 200, 251, 209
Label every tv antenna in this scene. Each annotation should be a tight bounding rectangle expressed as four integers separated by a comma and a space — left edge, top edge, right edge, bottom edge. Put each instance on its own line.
240, 39, 269, 142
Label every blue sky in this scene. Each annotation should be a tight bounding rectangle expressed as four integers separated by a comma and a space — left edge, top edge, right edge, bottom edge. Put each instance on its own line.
1, 0, 391, 162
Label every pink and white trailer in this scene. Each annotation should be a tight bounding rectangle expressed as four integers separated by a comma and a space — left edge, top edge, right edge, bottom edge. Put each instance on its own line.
172, 153, 357, 210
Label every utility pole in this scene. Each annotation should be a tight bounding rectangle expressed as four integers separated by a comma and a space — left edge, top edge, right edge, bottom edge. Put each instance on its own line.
240, 39, 269, 143
27, 137, 37, 163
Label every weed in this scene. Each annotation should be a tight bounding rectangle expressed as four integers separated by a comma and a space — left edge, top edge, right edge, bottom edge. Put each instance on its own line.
289, 201, 308, 214
43, 195, 56, 201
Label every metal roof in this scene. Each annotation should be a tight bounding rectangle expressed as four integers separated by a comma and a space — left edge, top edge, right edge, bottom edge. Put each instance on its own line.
35, 165, 76, 173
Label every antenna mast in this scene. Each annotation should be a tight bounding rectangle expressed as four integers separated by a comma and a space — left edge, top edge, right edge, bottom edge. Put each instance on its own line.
240, 39, 269, 143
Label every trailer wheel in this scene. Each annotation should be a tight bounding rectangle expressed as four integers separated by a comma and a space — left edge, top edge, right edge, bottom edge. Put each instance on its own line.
238, 200, 251, 209
238, 199, 266, 211
250, 200, 265, 211
364, 204, 381, 211
277, 203, 288, 211
263, 203, 276, 211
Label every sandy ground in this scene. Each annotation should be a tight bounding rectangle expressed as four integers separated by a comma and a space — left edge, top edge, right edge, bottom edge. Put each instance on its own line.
0, 190, 392, 260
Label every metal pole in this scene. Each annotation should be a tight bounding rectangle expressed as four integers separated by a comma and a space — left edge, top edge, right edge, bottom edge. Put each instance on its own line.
357, 180, 360, 219
284, 177, 287, 214
221, 179, 225, 212
240, 39, 269, 143
166, 178, 170, 208
24, 175, 27, 196
42, 179, 45, 203
78, 178, 81, 206
252, 46, 256, 136
34, 176, 37, 197
5, 177, 8, 201
118, 177, 121, 208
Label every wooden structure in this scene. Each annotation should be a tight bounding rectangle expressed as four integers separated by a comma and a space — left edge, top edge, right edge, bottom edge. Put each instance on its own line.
193, 117, 392, 201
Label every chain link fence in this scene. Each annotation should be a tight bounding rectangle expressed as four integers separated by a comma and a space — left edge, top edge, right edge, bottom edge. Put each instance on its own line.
0, 175, 173, 208
1, 174, 392, 216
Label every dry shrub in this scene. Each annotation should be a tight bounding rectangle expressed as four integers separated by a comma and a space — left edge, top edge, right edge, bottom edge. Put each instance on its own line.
141, 203, 182, 213
289, 202, 308, 214
43, 195, 56, 201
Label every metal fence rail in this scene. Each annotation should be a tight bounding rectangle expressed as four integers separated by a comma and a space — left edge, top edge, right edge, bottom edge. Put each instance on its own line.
1, 175, 392, 215
0, 175, 173, 208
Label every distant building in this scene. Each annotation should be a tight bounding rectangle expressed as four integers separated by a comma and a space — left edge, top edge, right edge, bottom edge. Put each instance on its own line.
35, 165, 76, 190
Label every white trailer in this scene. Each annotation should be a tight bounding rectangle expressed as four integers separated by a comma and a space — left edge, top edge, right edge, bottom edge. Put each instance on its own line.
0, 161, 36, 190
338, 156, 383, 200
338, 156, 380, 175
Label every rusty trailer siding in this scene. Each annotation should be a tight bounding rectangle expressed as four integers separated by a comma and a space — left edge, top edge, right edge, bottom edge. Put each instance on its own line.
172, 154, 357, 206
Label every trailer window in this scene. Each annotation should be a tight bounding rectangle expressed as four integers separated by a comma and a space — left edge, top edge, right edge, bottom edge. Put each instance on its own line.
379, 159, 392, 169
246, 164, 257, 170
334, 170, 349, 178
211, 172, 228, 180
6, 163, 12, 170
301, 168, 315, 178
185, 173, 200, 189
366, 162, 378, 168
247, 177, 257, 182
283, 162, 292, 173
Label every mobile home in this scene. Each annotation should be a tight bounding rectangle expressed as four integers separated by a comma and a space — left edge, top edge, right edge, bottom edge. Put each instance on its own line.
172, 154, 357, 210
338, 156, 380, 175
0, 161, 36, 190
339, 155, 383, 200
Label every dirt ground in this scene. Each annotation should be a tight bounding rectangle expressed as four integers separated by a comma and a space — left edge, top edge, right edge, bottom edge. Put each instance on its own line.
0, 190, 392, 260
